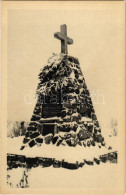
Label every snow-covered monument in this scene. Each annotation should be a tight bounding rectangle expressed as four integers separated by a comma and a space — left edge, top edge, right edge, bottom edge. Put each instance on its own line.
22, 24, 105, 149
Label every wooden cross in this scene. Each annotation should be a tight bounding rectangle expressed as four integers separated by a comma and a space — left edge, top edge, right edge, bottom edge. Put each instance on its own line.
54, 24, 73, 54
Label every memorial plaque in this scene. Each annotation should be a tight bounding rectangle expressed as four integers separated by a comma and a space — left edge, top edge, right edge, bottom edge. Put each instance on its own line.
42, 104, 62, 118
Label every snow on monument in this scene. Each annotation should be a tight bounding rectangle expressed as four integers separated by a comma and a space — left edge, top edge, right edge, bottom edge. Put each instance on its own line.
22, 24, 105, 149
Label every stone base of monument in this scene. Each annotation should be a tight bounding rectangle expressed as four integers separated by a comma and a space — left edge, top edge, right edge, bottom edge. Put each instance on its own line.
7, 151, 117, 170
7, 135, 118, 170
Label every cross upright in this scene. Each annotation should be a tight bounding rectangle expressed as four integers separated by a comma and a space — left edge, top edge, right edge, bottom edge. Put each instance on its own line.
54, 24, 73, 54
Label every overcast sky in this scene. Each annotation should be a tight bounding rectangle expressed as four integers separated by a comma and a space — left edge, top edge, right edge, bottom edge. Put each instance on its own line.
7, 2, 125, 131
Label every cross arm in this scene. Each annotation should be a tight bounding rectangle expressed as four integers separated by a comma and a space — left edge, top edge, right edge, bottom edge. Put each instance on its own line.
54, 32, 63, 41
67, 37, 73, 45
54, 32, 73, 45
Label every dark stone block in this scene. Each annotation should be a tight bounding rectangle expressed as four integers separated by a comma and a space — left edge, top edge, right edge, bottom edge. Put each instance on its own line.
31, 115, 40, 121
87, 110, 91, 118
75, 73, 79, 79
45, 134, 53, 144
34, 109, 41, 115
101, 142, 105, 146
83, 142, 86, 147
88, 125, 93, 133
94, 158, 100, 165
27, 126, 37, 131
7, 160, 12, 168
53, 160, 62, 168
73, 125, 77, 131
26, 157, 38, 168
23, 138, 30, 144
35, 137, 43, 144
38, 158, 53, 167
29, 140, 36, 147
79, 162, 84, 168
62, 161, 78, 170
108, 153, 114, 161
84, 160, 94, 165
91, 140, 95, 146
78, 79, 83, 83
12, 162, 18, 168
73, 69, 78, 75
99, 135, 104, 143
56, 139, 63, 146
17, 155, 26, 163
100, 154, 108, 163
71, 104, 77, 109
115, 152, 118, 160
67, 57, 74, 63
25, 131, 30, 137
85, 90, 90, 96
108, 146, 112, 150
7, 154, 17, 162
98, 129, 101, 133
61, 111, 66, 118
93, 134, 104, 143
75, 89, 79, 94
78, 130, 88, 141
7, 160, 21, 169
78, 141, 82, 146
47, 83, 51, 87
108, 152, 117, 163
74, 58, 79, 64
66, 138, 77, 147
69, 88, 74, 93
92, 114, 97, 120
20, 145, 25, 150
94, 129, 97, 134
93, 134, 99, 142
87, 141, 90, 147
29, 122, 38, 128
30, 132, 39, 139
94, 121, 99, 127
52, 136, 58, 144
76, 64, 80, 69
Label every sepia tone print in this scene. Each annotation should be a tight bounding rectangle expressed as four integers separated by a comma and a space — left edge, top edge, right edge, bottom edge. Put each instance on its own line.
1, 1, 125, 194
7, 23, 118, 187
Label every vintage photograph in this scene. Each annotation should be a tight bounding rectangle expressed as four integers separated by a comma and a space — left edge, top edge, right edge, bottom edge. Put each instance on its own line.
1, 1, 125, 194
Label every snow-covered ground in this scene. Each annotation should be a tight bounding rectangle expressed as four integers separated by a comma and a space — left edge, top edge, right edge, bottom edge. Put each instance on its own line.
7, 163, 118, 188
7, 131, 118, 188
7, 131, 117, 163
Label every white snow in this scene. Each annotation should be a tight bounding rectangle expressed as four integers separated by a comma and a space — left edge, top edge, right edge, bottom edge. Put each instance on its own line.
81, 116, 92, 122
70, 70, 75, 79
7, 135, 118, 188
7, 167, 28, 188
40, 116, 60, 121
7, 135, 117, 163
7, 163, 118, 188
28, 163, 118, 188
